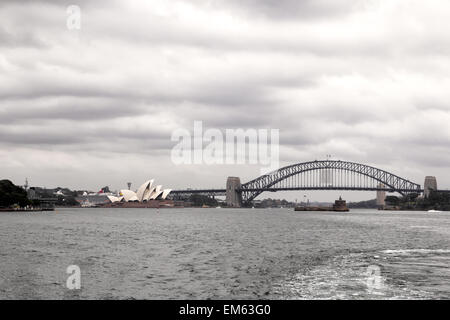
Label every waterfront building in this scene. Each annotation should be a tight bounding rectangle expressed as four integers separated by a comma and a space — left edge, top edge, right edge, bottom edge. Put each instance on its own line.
109, 179, 172, 203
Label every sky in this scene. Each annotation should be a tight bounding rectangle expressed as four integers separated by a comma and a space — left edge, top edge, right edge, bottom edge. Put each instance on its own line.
0, 0, 449, 201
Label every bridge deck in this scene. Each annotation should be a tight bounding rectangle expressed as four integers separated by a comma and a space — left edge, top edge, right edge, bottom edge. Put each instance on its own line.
170, 188, 450, 194
171, 189, 226, 194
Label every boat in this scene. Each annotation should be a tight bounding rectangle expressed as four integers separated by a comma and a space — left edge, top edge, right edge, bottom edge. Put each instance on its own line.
295, 206, 329, 211
427, 210, 442, 213
295, 197, 349, 212
81, 200, 97, 208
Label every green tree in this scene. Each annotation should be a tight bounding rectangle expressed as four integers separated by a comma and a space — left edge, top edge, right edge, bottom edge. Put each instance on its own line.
189, 194, 218, 207
385, 196, 400, 206
0, 180, 31, 208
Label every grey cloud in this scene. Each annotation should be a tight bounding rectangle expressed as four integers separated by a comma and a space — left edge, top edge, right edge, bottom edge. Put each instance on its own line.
0, 26, 48, 48
0, 122, 174, 154
1, 0, 450, 194
0, 129, 85, 145
0, 99, 149, 123
205, 0, 360, 20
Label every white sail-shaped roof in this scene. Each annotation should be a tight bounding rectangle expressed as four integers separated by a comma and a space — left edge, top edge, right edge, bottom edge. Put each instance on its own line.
129, 195, 139, 202
107, 195, 121, 203
144, 186, 156, 201
119, 180, 172, 203
149, 185, 162, 200
161, 189, 172, 200
136, 180, 153, 202
153, 190, 164, 200
120, 190, 138, 202
142, 180, 154, 201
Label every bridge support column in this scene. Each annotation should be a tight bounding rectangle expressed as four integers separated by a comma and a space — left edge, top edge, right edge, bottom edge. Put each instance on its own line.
376, 183, 386, 209
424, 176, 437, 198
226, 177, 242, 208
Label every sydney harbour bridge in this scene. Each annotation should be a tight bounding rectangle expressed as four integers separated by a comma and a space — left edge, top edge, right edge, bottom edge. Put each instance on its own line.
171, 160, 440, 207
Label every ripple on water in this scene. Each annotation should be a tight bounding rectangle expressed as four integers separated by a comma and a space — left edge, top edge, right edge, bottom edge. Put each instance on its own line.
1, 208, 450, 299
273, 249, 450, 299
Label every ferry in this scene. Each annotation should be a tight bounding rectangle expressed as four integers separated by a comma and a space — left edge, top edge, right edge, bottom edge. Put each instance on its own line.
295, 197, 349, 212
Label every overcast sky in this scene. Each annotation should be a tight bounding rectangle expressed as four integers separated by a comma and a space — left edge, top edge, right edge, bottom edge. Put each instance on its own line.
1, 0, 449, 201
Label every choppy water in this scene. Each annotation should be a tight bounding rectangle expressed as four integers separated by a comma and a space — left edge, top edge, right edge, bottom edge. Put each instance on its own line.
0, 208, 449, 299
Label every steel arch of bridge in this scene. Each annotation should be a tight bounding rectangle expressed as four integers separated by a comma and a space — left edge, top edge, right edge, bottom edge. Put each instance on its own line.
240, 160, 422, 203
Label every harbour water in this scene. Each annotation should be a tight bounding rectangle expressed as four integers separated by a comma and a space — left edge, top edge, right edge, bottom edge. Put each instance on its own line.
0, 208, 449, 299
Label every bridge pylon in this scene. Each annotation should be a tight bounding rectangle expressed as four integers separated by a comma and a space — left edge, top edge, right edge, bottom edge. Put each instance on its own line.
424, 176, 437, 198
226, 177, 242, 207
376, 183, 386, 209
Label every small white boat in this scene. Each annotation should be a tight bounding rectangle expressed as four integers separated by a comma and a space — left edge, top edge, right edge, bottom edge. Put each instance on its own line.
428, 210, 442, 213
81, 200, 97, 208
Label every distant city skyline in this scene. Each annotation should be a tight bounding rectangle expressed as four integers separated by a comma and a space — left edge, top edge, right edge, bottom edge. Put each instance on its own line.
1, 0, 449, 201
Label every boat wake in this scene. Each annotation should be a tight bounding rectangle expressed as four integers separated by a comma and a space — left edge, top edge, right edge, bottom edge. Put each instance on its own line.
272, 249, 450, 299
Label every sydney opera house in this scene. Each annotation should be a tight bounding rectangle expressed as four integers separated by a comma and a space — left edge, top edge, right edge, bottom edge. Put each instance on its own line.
107, 180, 172, 203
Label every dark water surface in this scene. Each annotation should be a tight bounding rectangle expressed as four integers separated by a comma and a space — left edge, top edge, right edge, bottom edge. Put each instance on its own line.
0, 208, 449, 299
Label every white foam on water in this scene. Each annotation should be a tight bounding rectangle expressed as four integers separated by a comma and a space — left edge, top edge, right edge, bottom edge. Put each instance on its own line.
382, 249, 450, 255
272, 252, 437, 300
